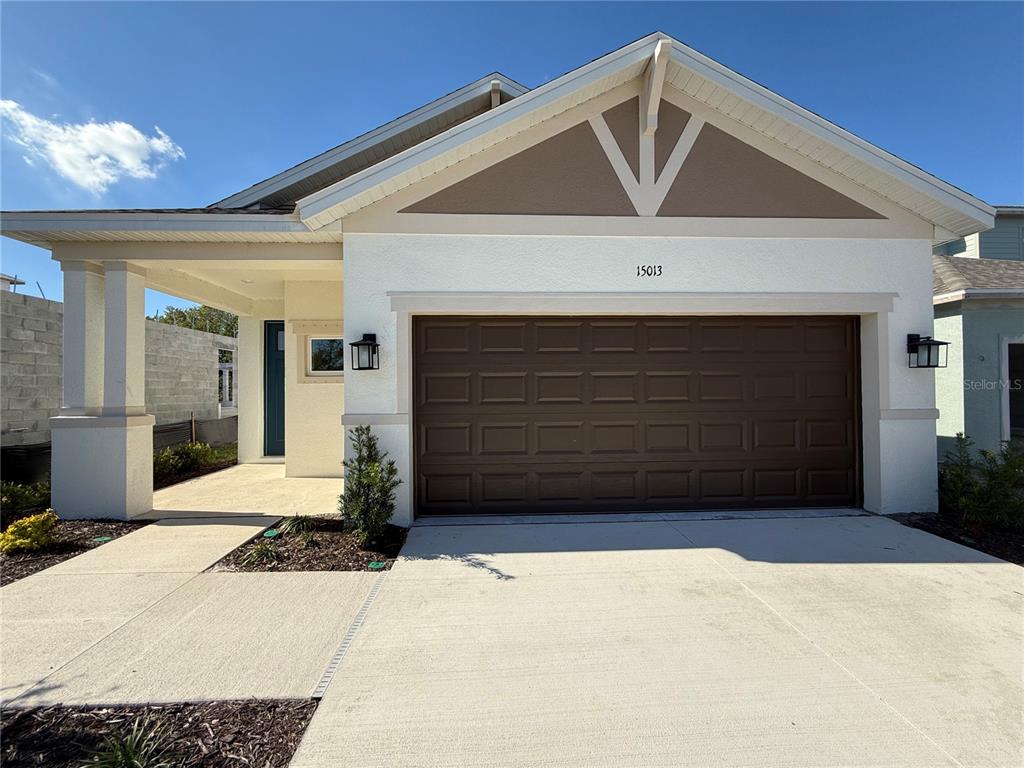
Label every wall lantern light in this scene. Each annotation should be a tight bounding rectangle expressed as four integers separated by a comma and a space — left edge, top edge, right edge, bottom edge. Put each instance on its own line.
907, 333, 949, 369
349, 333, 380, 370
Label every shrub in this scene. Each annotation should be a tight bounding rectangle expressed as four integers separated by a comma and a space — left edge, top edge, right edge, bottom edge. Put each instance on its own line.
0, 509, 59, 554
339, 425, 401, 545
242, 538, 279, 566
939, 433, 1024, 530
1, 480, 51, 516
279, 514, 317, 535
153, 441, 224, 481
85, 717, 175, 768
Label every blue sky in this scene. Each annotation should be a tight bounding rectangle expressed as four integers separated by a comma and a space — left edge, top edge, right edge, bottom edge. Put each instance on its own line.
2, 2, 1021, 314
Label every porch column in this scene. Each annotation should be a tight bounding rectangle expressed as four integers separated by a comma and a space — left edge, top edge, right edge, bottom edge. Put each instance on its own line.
102, 263, 147, 416
50, 261, 155, 519
59, 261, 104, 414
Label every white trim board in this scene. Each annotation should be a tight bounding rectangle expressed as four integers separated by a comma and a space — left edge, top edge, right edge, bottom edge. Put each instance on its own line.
388, 291, 898, 315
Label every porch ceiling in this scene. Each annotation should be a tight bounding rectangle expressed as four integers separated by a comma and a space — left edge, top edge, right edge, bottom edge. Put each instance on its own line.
143, 261, 343, 312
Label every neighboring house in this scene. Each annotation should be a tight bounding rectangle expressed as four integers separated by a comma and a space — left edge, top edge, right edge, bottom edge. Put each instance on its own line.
934, 205, 1023, 260
933, 228, 1024, 456
0, 33, 995, 521
1, 273, 26, 291
1, 291, 238, 446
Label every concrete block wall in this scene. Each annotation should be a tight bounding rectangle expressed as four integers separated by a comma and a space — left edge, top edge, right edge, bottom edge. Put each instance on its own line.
145, 321, 236, 426
1, 292, 238, 446
1, 293, 64, 446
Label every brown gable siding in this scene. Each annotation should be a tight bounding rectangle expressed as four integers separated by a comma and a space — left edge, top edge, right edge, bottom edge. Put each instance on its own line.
602, 97, 640, 181
655, 101, 690, 179
401, 122, 637, 216
657, 123, 884, 219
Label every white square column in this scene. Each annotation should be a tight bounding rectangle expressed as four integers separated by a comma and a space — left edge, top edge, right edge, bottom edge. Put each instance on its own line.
50, 261, 154, 520
59, 261, 105, 414
102, 262, 148, 416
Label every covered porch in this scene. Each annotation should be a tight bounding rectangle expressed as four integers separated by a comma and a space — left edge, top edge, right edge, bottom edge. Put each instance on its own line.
26, 229, 345, 520
149, 464, 341, 519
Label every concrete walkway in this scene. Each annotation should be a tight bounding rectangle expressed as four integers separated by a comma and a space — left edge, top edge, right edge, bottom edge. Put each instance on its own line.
291, 516, 1023, 768
150, 463, 342, 519
1, 515, 376, 706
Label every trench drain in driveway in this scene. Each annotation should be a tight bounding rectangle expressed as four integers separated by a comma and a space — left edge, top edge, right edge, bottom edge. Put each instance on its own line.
311, 571, 387, 700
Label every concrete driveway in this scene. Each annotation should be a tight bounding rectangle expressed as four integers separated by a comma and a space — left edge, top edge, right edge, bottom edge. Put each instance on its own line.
292, 515, 1022, 768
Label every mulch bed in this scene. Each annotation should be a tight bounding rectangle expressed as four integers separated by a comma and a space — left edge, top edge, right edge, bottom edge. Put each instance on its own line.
0, 518, 150, 587
892, 513, 1024, 566
214, 515, 407, 572
154, 458, 238, 490
1, 699, 317, 768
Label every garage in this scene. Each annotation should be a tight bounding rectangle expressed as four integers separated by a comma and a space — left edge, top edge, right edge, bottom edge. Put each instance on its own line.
414, 316, 861, 515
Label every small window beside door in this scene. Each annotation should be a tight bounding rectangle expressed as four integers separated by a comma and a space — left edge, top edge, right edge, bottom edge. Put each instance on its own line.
308, 337, 345, 376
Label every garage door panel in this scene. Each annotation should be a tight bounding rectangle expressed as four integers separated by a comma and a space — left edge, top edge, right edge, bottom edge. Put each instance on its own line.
479, 372, 528, 404
415, 316, 859, 515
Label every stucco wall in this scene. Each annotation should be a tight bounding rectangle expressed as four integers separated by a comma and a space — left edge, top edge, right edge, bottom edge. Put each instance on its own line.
284, 281, 344, 477
958, 301, 1024, 453
934, 306, 965, 458
1, 291, 237, 446
342, 233, 938, 525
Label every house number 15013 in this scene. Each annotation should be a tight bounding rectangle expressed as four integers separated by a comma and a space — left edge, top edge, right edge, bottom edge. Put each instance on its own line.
637, 265, 663, 277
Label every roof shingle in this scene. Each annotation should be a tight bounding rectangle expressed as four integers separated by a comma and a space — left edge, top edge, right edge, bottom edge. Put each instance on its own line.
933, 255, 1024, 296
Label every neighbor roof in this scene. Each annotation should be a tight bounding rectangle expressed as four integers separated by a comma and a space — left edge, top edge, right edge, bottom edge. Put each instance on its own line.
933, 255, 1024, 301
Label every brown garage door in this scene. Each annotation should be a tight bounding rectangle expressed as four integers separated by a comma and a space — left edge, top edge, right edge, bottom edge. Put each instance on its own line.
414, 316, 860, 515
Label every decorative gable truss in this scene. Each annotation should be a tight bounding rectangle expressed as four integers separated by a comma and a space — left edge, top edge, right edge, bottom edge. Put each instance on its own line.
590, 37, 706, 216
299, 33, 990, 236
402, 52, 884, 220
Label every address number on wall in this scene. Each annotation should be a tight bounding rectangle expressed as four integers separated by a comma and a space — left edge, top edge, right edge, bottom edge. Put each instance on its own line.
636, 265, 663, 277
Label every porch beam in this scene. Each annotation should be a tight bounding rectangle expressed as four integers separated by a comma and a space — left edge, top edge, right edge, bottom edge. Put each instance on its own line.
145, 267, 255, 316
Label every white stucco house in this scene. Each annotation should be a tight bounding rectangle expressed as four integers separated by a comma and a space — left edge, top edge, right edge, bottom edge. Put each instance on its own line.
1, 33, 995, 525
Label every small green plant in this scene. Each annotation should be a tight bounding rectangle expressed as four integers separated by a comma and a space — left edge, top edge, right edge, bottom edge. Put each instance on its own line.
83, 717, 176, 768
339, 425, 402, 545
242, 538, 280, 566
939, 433, 1024, 530
1, 480, 51, 516
298, 530, 319, 549
279, 515, 317, 535
0, 509, 59, 554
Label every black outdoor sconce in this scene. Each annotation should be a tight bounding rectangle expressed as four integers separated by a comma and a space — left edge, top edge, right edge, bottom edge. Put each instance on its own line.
349, 333, 380, 370
907, 333, 949, 369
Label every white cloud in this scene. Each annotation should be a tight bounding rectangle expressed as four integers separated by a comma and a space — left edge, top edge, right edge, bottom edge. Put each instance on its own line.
0, 100, 184, 194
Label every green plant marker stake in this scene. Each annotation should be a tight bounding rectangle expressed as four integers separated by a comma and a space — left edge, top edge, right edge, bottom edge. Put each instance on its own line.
92, 536, 113, 543
263, 528, 279, 539
368, 561, 386, 570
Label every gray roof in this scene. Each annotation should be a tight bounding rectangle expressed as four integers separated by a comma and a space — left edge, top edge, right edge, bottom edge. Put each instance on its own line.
933, 255, 1024, 295
211, 73, 528, 209
0, 206, 295, 216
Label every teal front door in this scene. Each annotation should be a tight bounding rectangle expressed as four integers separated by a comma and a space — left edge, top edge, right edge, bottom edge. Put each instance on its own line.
264, 320, 285, 456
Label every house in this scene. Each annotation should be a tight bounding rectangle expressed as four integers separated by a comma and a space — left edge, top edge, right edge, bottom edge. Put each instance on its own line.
933, 208, 1024, 456
1, 273, 26, 291
0, 33, 995, 523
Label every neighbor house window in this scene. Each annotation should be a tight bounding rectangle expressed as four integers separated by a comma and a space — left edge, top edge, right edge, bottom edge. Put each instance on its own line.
308, 337, 345, 375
